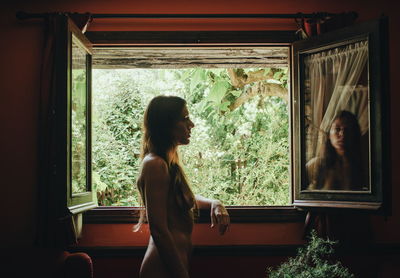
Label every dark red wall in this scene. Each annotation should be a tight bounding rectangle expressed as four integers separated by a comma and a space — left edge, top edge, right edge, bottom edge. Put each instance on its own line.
1, 0, 399, 277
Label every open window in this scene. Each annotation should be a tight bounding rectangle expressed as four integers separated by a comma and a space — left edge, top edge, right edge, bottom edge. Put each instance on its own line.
91, 46, 291, 207
86, 34, 301, 222
292, 17, 389, 211
54, 15, 97, 214
52, 14, 389, 221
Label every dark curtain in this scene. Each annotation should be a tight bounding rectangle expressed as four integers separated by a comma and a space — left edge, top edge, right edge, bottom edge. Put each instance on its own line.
36, 13, 92, 249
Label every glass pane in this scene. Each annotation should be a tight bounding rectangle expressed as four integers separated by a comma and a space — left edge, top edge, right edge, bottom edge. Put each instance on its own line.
302, 39, 370, 192
71, 34, 88, 194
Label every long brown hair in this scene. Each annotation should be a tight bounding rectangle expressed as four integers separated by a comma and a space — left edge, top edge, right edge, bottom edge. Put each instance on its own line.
134, 95, 196, 231
314, 110, 364, 189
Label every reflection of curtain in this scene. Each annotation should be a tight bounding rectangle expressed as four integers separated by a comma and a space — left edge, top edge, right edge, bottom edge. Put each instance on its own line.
304, 40, 368, 160
36, 13, 91, 248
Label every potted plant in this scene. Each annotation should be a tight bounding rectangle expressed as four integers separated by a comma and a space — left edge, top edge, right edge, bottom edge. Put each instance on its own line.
266, 230, 354, 278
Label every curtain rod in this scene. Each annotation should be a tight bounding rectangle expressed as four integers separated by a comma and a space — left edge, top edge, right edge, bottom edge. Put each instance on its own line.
16, 11, 339, 20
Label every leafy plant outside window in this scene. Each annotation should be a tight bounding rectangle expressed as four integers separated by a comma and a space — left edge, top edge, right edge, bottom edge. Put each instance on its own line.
92, 67, 290, 206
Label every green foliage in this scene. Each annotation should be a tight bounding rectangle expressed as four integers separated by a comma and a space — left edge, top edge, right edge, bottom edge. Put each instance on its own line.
266, 231, 355, 278
92, 70, 147, 206
92, 67, 290, 206
71, 68, 87, 193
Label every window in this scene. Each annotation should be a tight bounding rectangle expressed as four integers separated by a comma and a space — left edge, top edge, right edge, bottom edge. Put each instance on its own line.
54, 16, 97, 214
91, 47, 291, 207
292, 17, 389, 211
54, 15, 389, 222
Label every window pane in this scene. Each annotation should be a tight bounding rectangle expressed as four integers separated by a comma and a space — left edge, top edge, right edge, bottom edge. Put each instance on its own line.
93, 66, 290, 206
71, 34, 88, 194
302, 40, 370, 192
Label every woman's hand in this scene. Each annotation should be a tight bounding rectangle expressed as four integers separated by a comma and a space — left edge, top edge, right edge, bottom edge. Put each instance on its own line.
210, 201, 230, 235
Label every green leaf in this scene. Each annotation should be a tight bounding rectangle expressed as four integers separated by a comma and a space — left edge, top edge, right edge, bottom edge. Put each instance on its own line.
92, 171, 108, 192
263, 68, 271, 76
207, 81, 229, 104
190, 69, 206, 92
197, 99, 212, 113
273, 71, 283, 79
230, 90, 242, 97
181, 69, 192, 80
219, 101, 230, 112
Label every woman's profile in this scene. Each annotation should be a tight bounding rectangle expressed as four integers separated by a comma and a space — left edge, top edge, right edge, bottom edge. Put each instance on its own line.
306, 110, 368, 191
134, 95, 230, 278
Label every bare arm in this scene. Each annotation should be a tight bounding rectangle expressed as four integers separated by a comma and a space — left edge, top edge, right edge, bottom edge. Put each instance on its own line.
143, 157, 189, 278
195, 195, 230, 235
306, 157, 319, 190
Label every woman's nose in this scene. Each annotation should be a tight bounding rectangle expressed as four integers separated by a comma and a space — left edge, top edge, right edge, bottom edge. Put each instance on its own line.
334, 128, 346, 137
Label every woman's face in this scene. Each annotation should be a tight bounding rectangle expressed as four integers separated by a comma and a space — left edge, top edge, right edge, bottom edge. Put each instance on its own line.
329, 117, 353, 155
172, 105, 195, 145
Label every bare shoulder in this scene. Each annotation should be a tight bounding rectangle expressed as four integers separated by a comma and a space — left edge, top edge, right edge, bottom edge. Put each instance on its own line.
306, 156, 321, 168
142, 154, 167, 169
141, 154, 169, 178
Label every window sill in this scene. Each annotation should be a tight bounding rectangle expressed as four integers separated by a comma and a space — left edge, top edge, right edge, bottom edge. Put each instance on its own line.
83, 206, 306, 224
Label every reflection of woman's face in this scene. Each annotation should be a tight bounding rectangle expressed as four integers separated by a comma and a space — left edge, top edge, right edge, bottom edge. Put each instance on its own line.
329, 118, 352, 155
172, 105, 195, 145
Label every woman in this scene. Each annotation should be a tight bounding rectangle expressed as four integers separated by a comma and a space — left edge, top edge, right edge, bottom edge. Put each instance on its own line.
306, 110, 367, 191
134, 95, 230, 278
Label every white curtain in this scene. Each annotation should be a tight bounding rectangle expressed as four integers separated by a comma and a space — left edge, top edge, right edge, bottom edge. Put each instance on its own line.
304, 40, 369, 161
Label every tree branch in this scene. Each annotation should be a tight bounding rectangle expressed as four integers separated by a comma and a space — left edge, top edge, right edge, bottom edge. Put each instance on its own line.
229, 82, 288, 111
227, 68, 275, 88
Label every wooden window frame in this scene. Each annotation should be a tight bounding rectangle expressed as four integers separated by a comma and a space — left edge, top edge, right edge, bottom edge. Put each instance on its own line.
54, 15, 97, 216
291, 17, 390, 213
83, 30, 305, 223
82, 21, 390, 223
